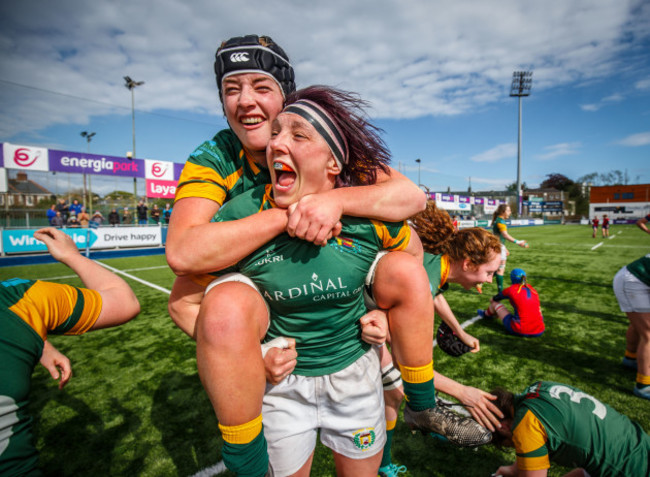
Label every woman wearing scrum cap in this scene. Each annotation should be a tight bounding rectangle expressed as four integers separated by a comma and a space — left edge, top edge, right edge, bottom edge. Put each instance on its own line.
165, 35, 426, 476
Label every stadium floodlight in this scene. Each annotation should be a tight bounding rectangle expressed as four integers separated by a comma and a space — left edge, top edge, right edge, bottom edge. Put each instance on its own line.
510, 70, 533, 216
416, 158, 421, 188
80, 131, 96, 211
124, 76, 145, 207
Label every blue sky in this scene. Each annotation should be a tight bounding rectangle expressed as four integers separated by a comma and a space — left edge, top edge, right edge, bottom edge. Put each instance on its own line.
1, 0, 649, 196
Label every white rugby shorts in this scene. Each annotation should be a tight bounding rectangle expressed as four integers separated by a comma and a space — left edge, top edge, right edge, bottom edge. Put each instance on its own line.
263, 347, 386, 476
613, 266, 650, 313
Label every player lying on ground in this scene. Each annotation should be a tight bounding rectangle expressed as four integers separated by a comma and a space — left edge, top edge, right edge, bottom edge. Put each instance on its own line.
490, 380, 650, 477
0, 227, 140, 477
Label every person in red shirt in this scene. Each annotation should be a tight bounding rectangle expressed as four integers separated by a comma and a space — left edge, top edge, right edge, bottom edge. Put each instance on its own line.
478, 268, 544, 337
592, 215, 599, 238
602, 214, 610, 238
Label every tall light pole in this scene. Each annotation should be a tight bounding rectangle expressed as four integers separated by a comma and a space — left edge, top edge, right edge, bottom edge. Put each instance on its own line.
124, 76, 144, 208
510, 70, 532, 216
80, 131, 96, 210
415, 158, 421, 188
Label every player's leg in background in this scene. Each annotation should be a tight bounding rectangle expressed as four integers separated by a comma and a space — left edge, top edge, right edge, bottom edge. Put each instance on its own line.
627, 312, 650, 400
378, 344, 407, 476
623, 322, 639, 370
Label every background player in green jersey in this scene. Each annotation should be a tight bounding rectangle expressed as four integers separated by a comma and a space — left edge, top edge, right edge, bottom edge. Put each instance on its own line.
613, 253, 650, 400
492, 204, 529, 293
490, 381, 650, 477
0, 228, 140, 476
166, 35, 426, 475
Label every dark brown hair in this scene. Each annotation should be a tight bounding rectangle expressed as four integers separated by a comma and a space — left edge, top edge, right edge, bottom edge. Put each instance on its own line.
284, 86, 390, 187
411, 201, 502, 267
489, 387, 515, 447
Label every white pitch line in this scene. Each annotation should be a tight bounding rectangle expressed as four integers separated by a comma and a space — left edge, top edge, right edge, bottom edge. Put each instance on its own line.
95, 261, 171, 295
591, 242, 604, 250
39, 265, 171, 282
189, 461, 227, 477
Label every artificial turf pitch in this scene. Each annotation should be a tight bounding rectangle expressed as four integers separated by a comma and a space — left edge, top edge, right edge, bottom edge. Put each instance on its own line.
3, 224, 649, 476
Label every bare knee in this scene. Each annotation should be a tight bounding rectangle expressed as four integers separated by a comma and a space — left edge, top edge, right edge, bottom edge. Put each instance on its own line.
197, 282, 268, 345
373, 252, 430, 308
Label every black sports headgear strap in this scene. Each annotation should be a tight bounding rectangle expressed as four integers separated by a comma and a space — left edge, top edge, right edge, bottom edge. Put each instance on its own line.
214, 35, 295, 99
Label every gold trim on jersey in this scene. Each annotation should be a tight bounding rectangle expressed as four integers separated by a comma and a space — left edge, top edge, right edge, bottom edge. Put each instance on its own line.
440, 255, 450, 287
8, 281, 102, 340
369, 220, 411, 251
513, 409, 551, 470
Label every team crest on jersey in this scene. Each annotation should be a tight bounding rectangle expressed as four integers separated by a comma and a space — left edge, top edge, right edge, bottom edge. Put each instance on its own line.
329, 236, 361, 254
352, 428, 376, 450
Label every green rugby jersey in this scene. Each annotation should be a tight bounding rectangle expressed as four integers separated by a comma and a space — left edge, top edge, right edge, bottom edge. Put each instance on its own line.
423, 253, 449, 297
492, 217, 508, 244
626, 254, 650, 287
1, 279, 102, 477
175, 128, 271, 206
216, 185, 411, 376
512, 381, 650, 477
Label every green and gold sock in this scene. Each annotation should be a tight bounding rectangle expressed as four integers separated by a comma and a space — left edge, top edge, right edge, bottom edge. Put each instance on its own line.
219, 415, 268, 477
380, 418, 397, 468
496, 274, 504, 293
399, 361, 436, 411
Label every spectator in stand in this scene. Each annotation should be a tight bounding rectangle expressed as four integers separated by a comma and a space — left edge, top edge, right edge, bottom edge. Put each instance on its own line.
637, 214, 650, 235
91, 211, 104, 226
66, 211, 81, 228
137, 200, 148, 225
592, 215, 599, 238
69, 199, 82, 216
108, 208, 121, 226
452, 215, 459, 232
51, 211, 64, 228
163, 203, 172, 224
78, 207, 90, 228
46, 204, 57, 225
602, 214, 610, 238
56, 199, 69, 222
122, 207, 133, 225
150, 204, 161, 224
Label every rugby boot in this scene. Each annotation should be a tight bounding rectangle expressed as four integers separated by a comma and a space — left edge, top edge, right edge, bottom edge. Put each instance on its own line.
403, 400, 492, 447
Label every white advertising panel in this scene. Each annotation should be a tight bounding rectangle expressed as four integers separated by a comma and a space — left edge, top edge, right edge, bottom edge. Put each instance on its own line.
3, 143, 49, 171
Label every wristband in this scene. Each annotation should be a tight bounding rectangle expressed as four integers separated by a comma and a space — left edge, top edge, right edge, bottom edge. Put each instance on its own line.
261, 337, 291, 358
514, 239, 521, 244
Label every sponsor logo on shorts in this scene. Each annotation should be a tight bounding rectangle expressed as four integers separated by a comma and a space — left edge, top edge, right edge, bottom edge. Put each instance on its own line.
329, 236, 361, 254
352, 428, 376, 451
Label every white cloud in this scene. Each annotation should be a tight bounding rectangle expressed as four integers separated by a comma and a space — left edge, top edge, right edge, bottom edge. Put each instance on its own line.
535, 142, 581, 160
471, 143, 517, 163
636, 78, 650, 90
616, 132, 650, 147
579, 92, 624, 112
0, 0, 649, 136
